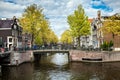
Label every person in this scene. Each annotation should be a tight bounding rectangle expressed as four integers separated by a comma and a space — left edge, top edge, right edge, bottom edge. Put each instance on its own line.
14, 46, 17, 51
42, 45, 44, 50
0, 48, 4, 53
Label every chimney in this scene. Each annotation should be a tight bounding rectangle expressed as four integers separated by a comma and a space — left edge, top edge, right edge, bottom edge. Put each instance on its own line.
97, 10, 101, 20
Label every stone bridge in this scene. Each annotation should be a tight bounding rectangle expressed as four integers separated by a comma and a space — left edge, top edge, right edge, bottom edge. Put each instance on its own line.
33, 49, 69, 54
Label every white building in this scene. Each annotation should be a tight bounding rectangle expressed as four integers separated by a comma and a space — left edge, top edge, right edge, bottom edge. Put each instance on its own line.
80, 11, 103, 49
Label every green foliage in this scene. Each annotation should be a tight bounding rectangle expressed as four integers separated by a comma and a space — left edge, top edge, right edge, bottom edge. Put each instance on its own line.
48, 30, 58, 44
67, 4, 90, 47
100, 40, 113, 51
109, 40, 114, 48
34, 29, 58, 45
60, 30, 72, 44
20, 4, 45, 45
34, 35, 43, 45
20, 4, 58, 45
100, 41, 108, 50
102, 15, 120, 36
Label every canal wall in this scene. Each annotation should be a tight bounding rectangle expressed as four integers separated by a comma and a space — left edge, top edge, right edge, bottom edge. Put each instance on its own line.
102, 51, 120, 62
9, 51, 34, 66
69, 50, 120, 62
6, 50, 120, 66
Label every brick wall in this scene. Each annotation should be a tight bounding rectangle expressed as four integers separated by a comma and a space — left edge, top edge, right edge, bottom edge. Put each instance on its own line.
70, 50, 120, 62
103, 33, 120, 48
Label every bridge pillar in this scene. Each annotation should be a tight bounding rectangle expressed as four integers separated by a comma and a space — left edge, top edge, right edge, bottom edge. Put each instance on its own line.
33, 54, 41, 62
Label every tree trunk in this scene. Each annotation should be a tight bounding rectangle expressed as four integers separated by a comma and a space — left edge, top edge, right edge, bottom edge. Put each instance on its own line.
78, 36, 81, 47
31, 34, 34, 47
112, 33, 114, 49
85, 36, 87, 48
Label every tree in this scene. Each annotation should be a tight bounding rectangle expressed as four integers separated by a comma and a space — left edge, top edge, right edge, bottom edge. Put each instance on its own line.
47, 29, 58, 44
67, 4, 90, 47
19, 4, 50, 45
60, 30, 72, 44
100, 40, 113, 51
34, 28, 58, 46
100, 14, 120, 49
101, 15, 120, 37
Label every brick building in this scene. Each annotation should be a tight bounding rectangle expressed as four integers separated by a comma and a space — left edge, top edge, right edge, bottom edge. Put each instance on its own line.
103, 33, 120, 51
0, 17, 23, 50
80, 11, 103, 49
102, 13, 120, 51
75, 10, 120, 51
87, 11, 120, 51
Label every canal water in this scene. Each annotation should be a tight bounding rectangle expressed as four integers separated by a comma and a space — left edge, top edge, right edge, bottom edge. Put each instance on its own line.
1, 53, 120, 80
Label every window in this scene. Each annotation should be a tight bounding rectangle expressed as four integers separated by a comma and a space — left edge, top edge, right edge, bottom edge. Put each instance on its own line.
0, 37, 2, 46
0, 37, 2, 42
9, 38, 12, 42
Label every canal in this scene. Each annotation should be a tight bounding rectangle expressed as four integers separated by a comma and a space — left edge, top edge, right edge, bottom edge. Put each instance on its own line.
1, 53, 120, 80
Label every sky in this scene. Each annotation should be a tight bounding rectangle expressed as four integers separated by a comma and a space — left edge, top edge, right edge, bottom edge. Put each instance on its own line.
0, 0, 120, 38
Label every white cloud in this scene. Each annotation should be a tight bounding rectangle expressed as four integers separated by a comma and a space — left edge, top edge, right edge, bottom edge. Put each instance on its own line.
96, 0, 120, 17
0, 0, 120, 38
91, 0, 102, 6
0, 1, 25, 18
49, 17, 69, 38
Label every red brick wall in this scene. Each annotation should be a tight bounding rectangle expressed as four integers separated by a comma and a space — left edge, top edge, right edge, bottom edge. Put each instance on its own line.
103, 33, 120, 48
0, 30, 12, 42
114, 35, 120, 47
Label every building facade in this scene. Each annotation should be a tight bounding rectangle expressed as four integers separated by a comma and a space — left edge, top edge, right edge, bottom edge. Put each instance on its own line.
22, 33, 32, 49
102, 13, 120, 51
74, 11, 120, 51
80, 19, 93, 48
91, 11, 120, 51
80, 11, 103, 49
0, 17, 22, 50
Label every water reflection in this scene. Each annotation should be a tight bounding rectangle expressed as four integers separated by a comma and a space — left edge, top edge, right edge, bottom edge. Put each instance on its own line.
1, 53, 120, 80
70, 62, 120, 80
33, 53, 70, 80
39, 53, 68, 66
1, 63, 33, 80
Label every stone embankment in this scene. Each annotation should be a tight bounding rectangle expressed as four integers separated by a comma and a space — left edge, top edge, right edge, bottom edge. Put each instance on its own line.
69, 50, 120, 62
9, 50, 34, 66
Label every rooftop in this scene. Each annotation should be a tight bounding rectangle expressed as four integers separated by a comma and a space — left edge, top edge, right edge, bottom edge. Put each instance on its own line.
0, 19, 13, 28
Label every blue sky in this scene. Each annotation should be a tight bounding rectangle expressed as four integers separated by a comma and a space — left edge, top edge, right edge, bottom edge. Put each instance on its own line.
0, 0, 120, 38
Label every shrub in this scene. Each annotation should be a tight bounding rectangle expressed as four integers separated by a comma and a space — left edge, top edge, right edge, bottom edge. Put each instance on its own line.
100, 40, 113, 51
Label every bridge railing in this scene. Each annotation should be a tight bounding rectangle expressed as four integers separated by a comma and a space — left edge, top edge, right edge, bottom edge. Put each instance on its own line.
0, 44, 106, 53
32, 45, 74, 50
